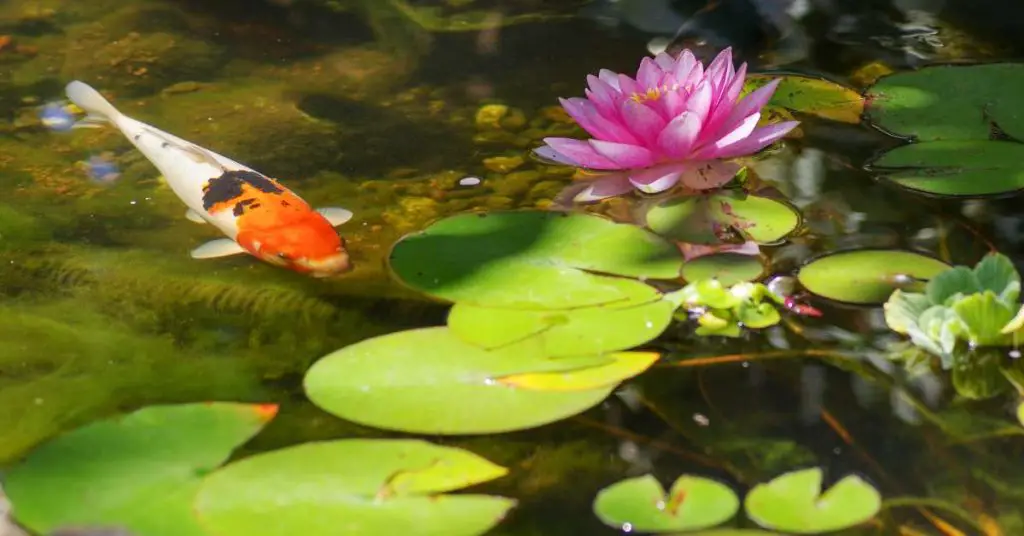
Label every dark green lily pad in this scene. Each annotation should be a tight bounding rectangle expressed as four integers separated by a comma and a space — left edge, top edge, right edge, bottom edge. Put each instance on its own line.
593, 474, 740, 532
388, 210, 683, 308
644, 193, 801, 245
744, 468, 882, 534
797, 249, 951, 305
869, 140, 1024, 197
303, 327, 655, 435
865, 63, 1024, 141
746, 73, 865, 124
682, 253, 766, 285
5, 403, 277, 536
195, 439, 515, 536
446, 294, 675, 357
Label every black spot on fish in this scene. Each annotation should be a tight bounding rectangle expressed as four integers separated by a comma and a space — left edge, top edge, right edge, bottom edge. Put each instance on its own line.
232, 198, 258, 216
161, 141, 170, 148
133, 134, 141, 141
202, 170, 282, 211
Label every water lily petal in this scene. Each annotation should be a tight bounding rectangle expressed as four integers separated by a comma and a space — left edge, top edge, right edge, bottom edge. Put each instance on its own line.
589, 140, 656, 168
678, 160, 742, 190
716, 78, 781, 135
585, 75, 620, 117
637, 57, 663, 89
686, 80, 714, 125
704, 47, 733, 95
704, 62, 748, 135
542, 137, 621, 169
532, 145, 580, 166
621, 100, 667, 145
572, 173, 634, 203
561, 97, 638, 144
657, 112, 701, 158
617, 74, 644, 100
628, 165, 683, 194
696, 112, 761, 159
661, 86, 686, 118
672, 49, 699, 83
708, 121, 800, 159
598, 68, 622, 91
654, 51, 676, 71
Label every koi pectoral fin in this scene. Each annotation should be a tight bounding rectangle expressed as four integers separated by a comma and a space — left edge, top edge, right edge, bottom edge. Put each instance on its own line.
317, 207, 354, 227
191, 238, 246, 259
185, 209, 207, 224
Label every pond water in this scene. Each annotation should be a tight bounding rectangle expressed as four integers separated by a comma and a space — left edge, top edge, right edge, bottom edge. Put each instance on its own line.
3, 0, 1024, 534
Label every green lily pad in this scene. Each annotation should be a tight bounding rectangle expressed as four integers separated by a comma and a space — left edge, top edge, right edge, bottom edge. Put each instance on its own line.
744, 468, 882, 534
797, 249, 951, 305
593, 474, 740, 532
303, 327, 648, 434
865, 63, 1024, 141
446, 294, 675, 358
195, 439, 515, 536
644, 193, 801, 245
746, 73, 865, 124
5, 403, 277, 536
869, 140, 1024, 197
682, 253, 766, 285
388, 210, 683, 308
500, 351, 661, 391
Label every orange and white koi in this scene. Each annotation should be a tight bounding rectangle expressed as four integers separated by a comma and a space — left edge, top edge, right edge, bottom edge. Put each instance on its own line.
64, 80, 354, 277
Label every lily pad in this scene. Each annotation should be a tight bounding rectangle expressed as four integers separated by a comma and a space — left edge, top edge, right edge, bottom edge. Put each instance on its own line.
682, 253, 766, 285
593, 474, 740, 532
388, 210, 683, 308
446, 295, 675, 357
5, 403, 277, 536
500, 352, 661, 391
744, 468, 882, 534
195, 439, 515, 536
797, 249, 951, 305
746, 73, 865, 124
864, 63, 1024, 141
644, 193, 801, 245
869, 140, 1024, 197
303, 327, 651, 435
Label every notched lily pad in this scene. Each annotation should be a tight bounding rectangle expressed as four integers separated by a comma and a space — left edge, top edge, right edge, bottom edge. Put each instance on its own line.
304, 327, 632, 435
682, 253, 767, 285
593, 474, 740, 533
644, 193, 801, 245
865, 63, 1024, 141
446, 294, 675, 357
388, 210, 683, 308
499, 351, 660, 391
744, 468, 882, 534
5, 403, 277, 536
746, 73, 865, 124
194, 439, 515, 536
797, 249, 951, 305
869, 140, 1024, 198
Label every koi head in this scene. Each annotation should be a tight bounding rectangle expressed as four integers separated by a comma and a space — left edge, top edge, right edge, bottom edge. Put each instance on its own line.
241, 218, 352, 278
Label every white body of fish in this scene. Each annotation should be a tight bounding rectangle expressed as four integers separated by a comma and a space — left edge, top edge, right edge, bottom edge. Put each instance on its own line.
64, 80, 352, 260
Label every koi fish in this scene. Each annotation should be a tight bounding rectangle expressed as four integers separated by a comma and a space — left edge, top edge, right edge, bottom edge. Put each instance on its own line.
64, 80, 354, 277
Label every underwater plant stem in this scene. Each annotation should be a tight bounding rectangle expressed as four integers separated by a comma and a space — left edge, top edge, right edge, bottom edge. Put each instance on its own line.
659, 349, 850, 368
883, 497, 988, 535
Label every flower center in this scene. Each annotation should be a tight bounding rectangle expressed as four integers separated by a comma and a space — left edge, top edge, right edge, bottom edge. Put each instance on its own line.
629, 83, 687, 104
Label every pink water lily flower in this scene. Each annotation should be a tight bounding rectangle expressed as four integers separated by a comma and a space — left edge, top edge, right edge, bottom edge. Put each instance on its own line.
535, 47, 799, 202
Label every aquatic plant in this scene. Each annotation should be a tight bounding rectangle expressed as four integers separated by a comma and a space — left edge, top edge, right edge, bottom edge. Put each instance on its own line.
592, 468, 881, 534
884, 253, 1024, 368
533, 48, 799, 201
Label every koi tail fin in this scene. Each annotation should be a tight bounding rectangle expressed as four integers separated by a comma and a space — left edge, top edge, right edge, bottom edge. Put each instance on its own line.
65, 80, 121, 129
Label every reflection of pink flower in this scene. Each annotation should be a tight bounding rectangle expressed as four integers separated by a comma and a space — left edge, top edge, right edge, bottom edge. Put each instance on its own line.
535, 48, 799, 202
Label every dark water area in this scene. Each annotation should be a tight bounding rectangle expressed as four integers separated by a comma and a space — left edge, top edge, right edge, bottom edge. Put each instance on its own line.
3, 0, 1024, 534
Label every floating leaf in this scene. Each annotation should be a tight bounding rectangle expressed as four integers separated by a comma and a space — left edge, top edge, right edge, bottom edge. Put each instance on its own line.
388, 210, 682, 308
644, 193, 801, 245
500, 351, 660, 391
447, 297, 674, 358
304, 327, 626, 434
5, 403, 276, 536
883, 290, 933, 335
744, 468, 881, 534
951, 349, 1010, 400
869, 140, 1024, 198
975, 252, 1021, 303
865, 63, 1024, 141
746, 74, 865, 124
195, 440, 515, 536
797, 249, 950, 305
682, 253, 766, 286
738, 302, 782, 329
926, 266, 981, 305
593, 474, 740, 532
